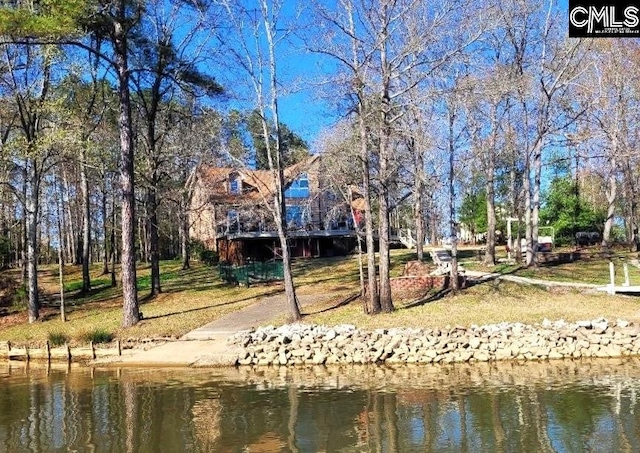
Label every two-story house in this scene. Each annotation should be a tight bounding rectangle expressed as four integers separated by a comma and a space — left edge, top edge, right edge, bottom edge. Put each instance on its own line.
189, 155, 360, 264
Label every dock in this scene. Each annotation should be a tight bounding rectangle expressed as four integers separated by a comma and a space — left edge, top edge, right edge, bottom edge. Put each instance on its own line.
597, 285, 640, 295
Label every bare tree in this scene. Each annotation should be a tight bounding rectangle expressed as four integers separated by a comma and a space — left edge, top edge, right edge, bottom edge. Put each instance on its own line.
214, 0, 301, 321
314, 0, 487, 308
466, 67, 513, 266
59, 44, 115, 293
316, 121, 368, 299
0, 44, 58, 322
442, 79, 471, 292
584, 41, 640, 249
130, 0, 219, 296
54, 176, 66, 321
499, 0, 588, 266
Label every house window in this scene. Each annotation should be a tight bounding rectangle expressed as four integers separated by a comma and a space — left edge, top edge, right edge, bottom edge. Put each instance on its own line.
227, 209, 239, 231
285, 173, 310, 198
230, 178, 239, 194
286, 205, 307, 227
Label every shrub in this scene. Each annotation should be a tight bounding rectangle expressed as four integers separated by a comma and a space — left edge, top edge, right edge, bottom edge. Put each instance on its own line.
12, 285, 26, 308
81, 328, 113, 344
190, 239, 206, 261
200, 249, 219, 266
48, 331, 69, 346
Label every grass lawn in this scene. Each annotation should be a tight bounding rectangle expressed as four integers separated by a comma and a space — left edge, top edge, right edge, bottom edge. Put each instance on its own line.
0, 246, 639, 345
462, 246, 640, 285
0, 261, 285, 344
297, 246, 640, 330
301, 279, 640, 330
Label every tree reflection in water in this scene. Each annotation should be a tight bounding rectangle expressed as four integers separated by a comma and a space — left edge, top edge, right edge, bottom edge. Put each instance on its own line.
0, 359, 640, 452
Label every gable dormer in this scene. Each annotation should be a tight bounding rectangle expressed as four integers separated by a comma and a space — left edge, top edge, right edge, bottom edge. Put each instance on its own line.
228, 172, 241, 194
285, 173, 310, 198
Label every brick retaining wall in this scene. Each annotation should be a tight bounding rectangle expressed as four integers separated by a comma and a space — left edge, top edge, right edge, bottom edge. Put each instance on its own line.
390, 275, 446, 298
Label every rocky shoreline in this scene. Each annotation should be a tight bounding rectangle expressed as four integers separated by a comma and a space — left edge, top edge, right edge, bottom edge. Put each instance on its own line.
228, 318, 640, 366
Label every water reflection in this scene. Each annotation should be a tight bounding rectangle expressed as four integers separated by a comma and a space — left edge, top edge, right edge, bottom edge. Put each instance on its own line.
1, 359, 640, 452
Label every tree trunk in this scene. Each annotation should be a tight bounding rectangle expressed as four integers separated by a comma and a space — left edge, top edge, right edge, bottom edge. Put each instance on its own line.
261, 0, 300, 321
81, 145, 91, 292
56, 185, 66, 322
114, 11, 139, 328
411, 136, 425, 262
377, 137, 392, 310
26, 164, 39, 323
509, 139, 522, 263
448, 107, 460, 292
484, 159, 496, 265
358, 111, 380, 314
110, 199, 117, 288
484, 108, 497, 265
278, 223, 300, 322
603, 165, 617, 249
62, 169, 76, 265
348, 187, 365, 296
378, 188, 393, 312
42, 200, 51, 265
524, 145, 534, 267
138, 209, 147, 263
631, 195, 639, 252
21, 172, 27, 286
101, 174, 110, 275
377, 2, 393, 313
344, 1, 379, 314
180, 198, 190, 270
531, 141, 542, 264
429, 196, 438, 247
148, 186, 161, 295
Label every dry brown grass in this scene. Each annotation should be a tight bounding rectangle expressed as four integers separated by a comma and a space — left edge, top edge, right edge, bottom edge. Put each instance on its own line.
0, 261, 283, 344
300, 280, 640, 330
1, 248, 640, 345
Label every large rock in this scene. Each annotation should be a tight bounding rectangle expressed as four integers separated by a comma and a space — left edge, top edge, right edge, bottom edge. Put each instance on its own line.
228, 318, 640, 367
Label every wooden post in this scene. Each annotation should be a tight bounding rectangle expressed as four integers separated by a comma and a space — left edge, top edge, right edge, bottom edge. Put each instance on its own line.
117, 339, 122, 356
609, 261, 616, 295
25, 345, 30, 362
66, 344, 72, 363
623, 262, 630, 287
46, 341, 51, 362
90, 341, 96, 360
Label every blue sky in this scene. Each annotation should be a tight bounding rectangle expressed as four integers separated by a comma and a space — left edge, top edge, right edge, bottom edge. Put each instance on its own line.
255, 0, 574, 147
207, 0, 344, 148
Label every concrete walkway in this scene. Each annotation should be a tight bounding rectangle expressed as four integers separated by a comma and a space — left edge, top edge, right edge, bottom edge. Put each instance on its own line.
499, 274, 600, 289
181, 293, 331, 340
464, 270, 601, 289
100, 293, 335, 367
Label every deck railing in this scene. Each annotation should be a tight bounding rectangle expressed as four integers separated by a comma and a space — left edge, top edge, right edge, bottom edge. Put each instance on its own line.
217, 219, 357, 236
218, 260, 284, 286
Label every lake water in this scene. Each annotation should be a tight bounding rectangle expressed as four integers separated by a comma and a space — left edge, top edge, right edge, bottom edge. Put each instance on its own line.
1, 359, 640, 452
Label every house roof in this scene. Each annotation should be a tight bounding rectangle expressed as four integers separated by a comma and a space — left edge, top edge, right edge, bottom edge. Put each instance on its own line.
197, 154, 320, 202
